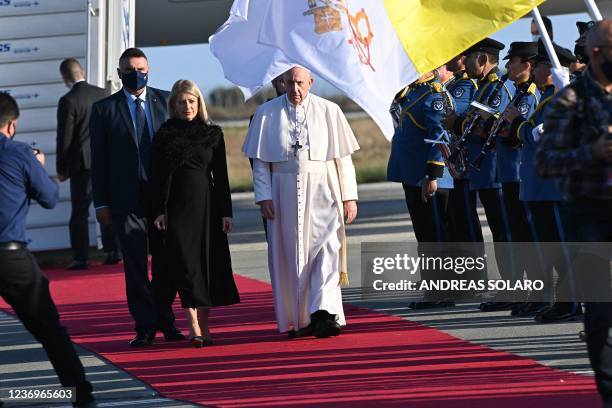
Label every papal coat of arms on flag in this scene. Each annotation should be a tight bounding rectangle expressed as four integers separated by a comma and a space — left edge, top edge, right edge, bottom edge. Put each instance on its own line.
304, 0, 375, 71
211, 0, 546, 140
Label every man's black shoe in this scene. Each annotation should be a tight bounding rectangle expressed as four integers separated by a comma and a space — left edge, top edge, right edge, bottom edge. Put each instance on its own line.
511, 302, 550, 317
510, 302, 526, 316
314, 320, 341, 338
313, 318, 341, 338
129, 331, 155, 347
535, 303, 583, 323
66, 260, 89, 270
311, 310, 341, 338
161, 326, 185, 341
409, 301, 455, 310
479, 302, 518, 312
288, 325, 314, 339
103, 252, 122, 265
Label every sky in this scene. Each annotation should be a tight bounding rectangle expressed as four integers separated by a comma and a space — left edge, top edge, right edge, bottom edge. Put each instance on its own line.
142, 12, 590, 99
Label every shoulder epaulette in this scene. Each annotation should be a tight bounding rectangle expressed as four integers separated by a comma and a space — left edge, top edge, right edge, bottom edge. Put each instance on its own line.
527, 82, 538, 95
431, 82, 443, 93
396, 85, 410, 101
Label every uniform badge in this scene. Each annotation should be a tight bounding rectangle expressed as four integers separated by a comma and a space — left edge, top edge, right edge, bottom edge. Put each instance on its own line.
518, 102, 529, 115
491, 95, 501, 108
432, 100, 444, 111
453, 87, 465, 98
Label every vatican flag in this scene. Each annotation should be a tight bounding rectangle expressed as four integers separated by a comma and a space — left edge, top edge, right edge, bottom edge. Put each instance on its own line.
212, 0, 544, 140
209, 0, 295, 99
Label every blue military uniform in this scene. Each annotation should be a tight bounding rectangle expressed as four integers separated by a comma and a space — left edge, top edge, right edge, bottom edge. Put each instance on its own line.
516, 85, 559, 201
387, 76, 454, 239
445, 70, 478, 116
464, 69, 513, 190
444, 71, 484, 242
497, 80, 539, 183
388, 76, 455, 308
494, 44, 543, 317
517, 41, 582, 324
388, 78, 454, 189
452, 39, 519, 310
497, 41, 540, 185
464, 69, 517, 310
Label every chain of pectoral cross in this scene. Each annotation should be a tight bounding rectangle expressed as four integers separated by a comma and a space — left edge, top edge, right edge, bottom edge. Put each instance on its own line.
287, 97, 311, 157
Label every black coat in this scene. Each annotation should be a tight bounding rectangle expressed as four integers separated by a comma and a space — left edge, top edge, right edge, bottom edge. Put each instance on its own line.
90, 87, 169, 214
56, 81, 108, 177
150, 118, 239, 308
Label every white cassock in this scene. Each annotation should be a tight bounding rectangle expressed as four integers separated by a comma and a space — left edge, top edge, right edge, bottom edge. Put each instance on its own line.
243, 93, 359, 333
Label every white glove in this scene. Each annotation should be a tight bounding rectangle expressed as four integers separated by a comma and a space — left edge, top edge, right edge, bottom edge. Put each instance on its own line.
532, 123, 544, 143
551, 67, 571, 90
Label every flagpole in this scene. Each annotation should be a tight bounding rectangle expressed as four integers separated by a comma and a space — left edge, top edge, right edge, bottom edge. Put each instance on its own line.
531, 7, 561, 71
583, 0, 604, 21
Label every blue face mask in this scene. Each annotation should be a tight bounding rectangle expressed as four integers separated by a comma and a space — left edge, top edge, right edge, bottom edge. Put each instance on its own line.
120, 70, 148, 91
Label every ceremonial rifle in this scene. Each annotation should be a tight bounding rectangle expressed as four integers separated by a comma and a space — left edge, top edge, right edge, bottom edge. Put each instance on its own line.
471, 81, 537, 170
447, 73, 509, 169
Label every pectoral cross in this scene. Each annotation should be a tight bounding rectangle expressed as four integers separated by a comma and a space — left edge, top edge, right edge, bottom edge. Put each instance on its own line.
292, 140, 303, 157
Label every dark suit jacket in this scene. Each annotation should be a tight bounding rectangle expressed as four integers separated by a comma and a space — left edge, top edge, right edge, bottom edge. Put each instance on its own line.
90, 87, 170, 214
56, 81, 108, 177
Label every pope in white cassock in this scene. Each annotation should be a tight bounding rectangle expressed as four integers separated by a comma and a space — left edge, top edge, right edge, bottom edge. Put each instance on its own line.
243, 67, 360, 338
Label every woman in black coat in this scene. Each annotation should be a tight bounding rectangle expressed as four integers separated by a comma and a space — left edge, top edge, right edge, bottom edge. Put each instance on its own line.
151, 79, 239, 347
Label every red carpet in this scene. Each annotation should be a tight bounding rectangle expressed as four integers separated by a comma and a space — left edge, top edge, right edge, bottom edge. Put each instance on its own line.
0, 264, 599, 407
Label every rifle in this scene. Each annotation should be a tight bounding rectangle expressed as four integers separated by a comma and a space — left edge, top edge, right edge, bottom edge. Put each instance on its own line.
471, 81, 536, 170
447, 73, 509, 169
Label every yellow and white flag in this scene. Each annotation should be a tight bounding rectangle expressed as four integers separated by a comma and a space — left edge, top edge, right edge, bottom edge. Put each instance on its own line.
213, 0, 544, 139
209, 0, 296, 99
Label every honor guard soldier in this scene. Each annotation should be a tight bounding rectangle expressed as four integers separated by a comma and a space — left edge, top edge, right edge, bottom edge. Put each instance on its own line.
445, 55, 479, 116
444, 55, 483, 243
504, 41, 581, 322
446, 38, 515, 311
496, 42, 542, 316
387, 72, 454, 309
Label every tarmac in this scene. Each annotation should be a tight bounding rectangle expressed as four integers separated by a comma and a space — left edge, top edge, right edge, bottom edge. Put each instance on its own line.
0, 182, 590, 407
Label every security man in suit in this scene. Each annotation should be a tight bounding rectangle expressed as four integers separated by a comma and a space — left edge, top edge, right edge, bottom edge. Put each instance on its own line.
57, 58, 121, 270
504, 41, 582, 323
0, 92, 95, 407
446, 38, 515, 311
90, 48, 183, 347
388, 72, 455, 309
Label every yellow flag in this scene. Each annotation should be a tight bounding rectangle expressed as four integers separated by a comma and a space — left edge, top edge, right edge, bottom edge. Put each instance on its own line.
383, 0, 545, 73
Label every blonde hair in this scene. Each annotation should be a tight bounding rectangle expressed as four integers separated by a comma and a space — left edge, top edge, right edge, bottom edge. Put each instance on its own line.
168, 79, 209, 123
